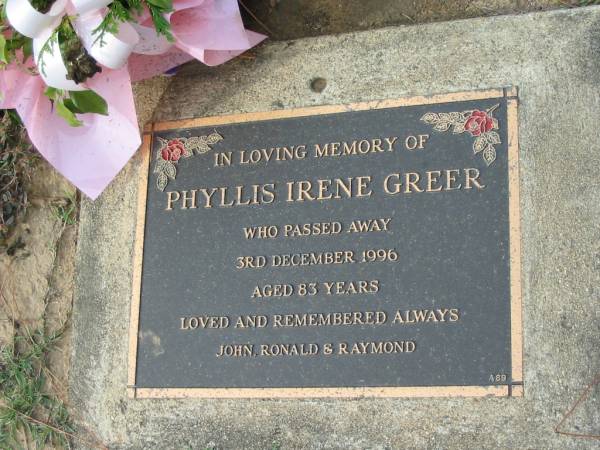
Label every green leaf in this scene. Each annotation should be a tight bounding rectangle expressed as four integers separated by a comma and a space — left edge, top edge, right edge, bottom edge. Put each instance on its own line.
22, 39, 33, 62
68, 90, 108, 115
55, 100, 83, 127
0, 35, 7, 64
147, 0, 173, 9
63, 98, 84, 114
44, 87, 62, 100
147, 1, 175, 41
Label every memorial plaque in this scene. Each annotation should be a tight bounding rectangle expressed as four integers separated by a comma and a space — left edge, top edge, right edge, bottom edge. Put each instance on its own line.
128, 88, 523, 398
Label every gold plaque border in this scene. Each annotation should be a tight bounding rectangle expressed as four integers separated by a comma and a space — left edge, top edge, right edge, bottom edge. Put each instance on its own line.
128, 88, 523, 399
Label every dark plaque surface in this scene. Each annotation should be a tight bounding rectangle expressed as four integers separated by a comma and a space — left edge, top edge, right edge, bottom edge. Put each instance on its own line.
129, 88, 523, 398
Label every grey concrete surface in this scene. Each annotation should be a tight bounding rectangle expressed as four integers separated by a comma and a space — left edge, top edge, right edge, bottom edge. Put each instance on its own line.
71, 7, 600, 449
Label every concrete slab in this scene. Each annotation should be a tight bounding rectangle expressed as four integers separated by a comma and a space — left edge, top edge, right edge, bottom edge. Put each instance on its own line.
71, 7, 600, 449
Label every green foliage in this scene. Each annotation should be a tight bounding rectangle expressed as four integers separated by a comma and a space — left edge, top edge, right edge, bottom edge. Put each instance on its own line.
68, 90, 108, 116
45, 88, 81, 127
51, 191, 78, 225
36, 28, 59, 77
0, 111, 36, 253
29, 0, 56, 13
93, 0, 174, 47
55, 99, 83, 127
29, 18, 106, 126
0, 3, 34, 69
57, 17, 102, 84
45, 86, 108, 127
146, 0, 174, 41
0, 326, 74, 449
0, 35, 7, 64
1, 0, 173, 127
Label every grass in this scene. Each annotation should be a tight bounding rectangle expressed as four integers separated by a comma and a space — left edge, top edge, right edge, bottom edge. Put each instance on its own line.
0, 110, 37, 254
51, 192, 78, 226
0, 326, 74, 449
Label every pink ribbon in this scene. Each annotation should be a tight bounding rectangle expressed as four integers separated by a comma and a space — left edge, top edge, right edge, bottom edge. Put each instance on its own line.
0, 0, 265, 199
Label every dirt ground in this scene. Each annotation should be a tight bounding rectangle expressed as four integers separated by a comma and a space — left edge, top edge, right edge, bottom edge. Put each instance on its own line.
0, 0, 587, 447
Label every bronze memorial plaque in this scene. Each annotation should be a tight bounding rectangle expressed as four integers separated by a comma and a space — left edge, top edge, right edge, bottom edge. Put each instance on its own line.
128, 88, 523, 398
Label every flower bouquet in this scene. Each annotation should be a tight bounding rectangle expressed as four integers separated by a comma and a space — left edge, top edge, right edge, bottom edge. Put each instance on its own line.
0, 0, 265, 198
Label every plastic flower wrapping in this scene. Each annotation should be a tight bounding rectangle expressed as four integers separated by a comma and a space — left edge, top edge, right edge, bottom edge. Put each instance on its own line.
0, 0, 265, 199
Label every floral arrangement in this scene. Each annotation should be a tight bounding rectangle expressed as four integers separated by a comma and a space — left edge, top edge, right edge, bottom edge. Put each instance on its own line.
0, 0, 265, 198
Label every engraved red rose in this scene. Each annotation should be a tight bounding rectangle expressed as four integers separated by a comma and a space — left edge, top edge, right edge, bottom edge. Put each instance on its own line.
161, 139, 185, 162
464, 110, 494, 137
154, 132, 223, 191
421, 103, 501, 167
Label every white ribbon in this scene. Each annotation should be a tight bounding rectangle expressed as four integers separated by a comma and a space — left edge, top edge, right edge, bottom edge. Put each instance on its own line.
33, 27, 86, 90
5, 0, 68, 38
76, 13, 139, 69
6, 0, 139, 89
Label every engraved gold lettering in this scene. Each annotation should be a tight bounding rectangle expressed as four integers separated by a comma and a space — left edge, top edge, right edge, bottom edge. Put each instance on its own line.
426, 170, 443, 192
337, 340, 415, 355
314, 137, 398, 158
343, 141, 356, 155
314, 143, 330, 158
244, 225, 278, 240
165, 191, 180, 210
392, 308, 461, 324
405, 134, 429, 150
445, 169, 461, 190
180, 190, 198, 209
199, 187, 219, 208
347, 218, 391, 234
251, 284, 293, 298
371, 138, 383, 153
272, 311, 387, 328
180, 315, 230, 330
235, 315, 268, 328
271, 250, 356, 267
384, 136, 399, 151
405, 172, 424, 193
219, 186, 235, 207
286, 177, 372, 202
382, 168, 485, 196
298, 180, 314, 201
357, 176, 373, 197
261, 183, 276, 204
465, 168, 485, 189
236, 256, 267, 269
283, 221, 342, 237
216, 344, 254, 357
330, 142, 340, 156
383, 173, 401, 194
317, 179, 333, 200
259, 343, 319, 357
323, 279, 380, 295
